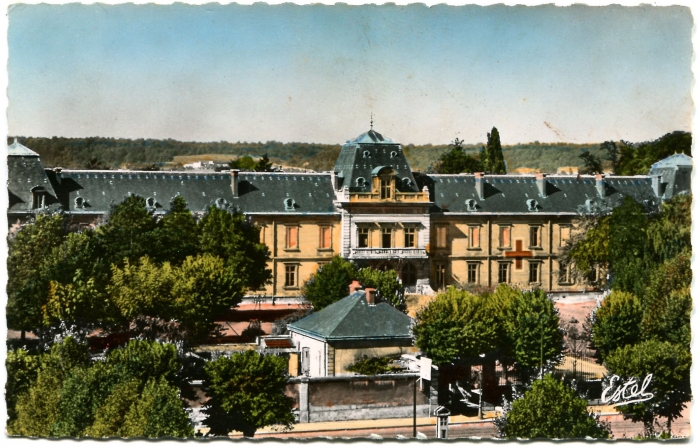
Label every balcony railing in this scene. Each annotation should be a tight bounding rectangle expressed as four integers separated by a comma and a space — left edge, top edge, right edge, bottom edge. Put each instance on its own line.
349, 247, 428, 259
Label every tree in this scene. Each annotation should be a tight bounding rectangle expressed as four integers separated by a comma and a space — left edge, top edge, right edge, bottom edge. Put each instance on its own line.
502, 288, 564, 380
198, 206, 271, 291
590, 291, 643, 360
6, 348, 42, 423
119, 377, 193, 438
356, 267, 404, 310
436, 138, 482, 174
7, 214, 67, 336
229, 155, 256, 171
601, 141, 619, 174
413, 287, 501, 365
495, 375, 609, 439
607, 196, 650, 295
346, 355, 399, 375
151, 195, 200, 265
96, 195, 158, 267
617, 131, 691, 175
254, 154, 273, 172
578, 150, 603, 174
203, 351, 295, 437
604, 340, 691, 436
302, 256, 357, 310
482, 127, 507, 173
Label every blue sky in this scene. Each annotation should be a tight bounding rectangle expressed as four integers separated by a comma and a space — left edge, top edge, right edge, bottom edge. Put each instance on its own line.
7, 3, 693, 145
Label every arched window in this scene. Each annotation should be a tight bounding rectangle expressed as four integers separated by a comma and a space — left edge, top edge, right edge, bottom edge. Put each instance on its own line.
402, 177, 412, 188
75, 197, 85, 209
363, 150, 370, 158
356, 177, 366, 187
526, 199, 538, 211
284, 198, 295, 211
31, 186, 47, 209
465, 199, 477, 211
146, 197, 156, 208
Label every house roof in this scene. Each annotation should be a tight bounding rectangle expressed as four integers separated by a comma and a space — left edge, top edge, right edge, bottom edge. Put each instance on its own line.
8, 139, 40, 157
288, 291, 413, 341
8, 146, 59, 213
418, 173, 659, 215
333, 129, 419, 193
230, 172, 336, 214
650, 153, 692, 170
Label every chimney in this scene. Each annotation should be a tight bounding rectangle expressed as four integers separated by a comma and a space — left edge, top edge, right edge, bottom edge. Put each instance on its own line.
651, 175, 661, 197
535, 173, 547, 198
331, 171, 339, 191
230, 169, 239, 198
595, 173, 605, 198
474, 172, 485, 200
366, 288, 376, 305
349, 279, 363, 295
54, 167, 62, 184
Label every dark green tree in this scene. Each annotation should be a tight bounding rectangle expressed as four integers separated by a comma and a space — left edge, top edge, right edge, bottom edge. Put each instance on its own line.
482, 127, 507, 173
203, 351, 295, 437
198, 206, 271, 291
578, 150, 603, 174
436, 138, 482, 174
495, 374, 610, 439
591, 291, 643, 360
96, 195, 158, 267
302, 256, 357, 310
6, 214, 67, 337
151, 195, 200, 265
601, 141, 620, 174
254, 154, 273, 172
119, 377, 193, 438
604, 340, 691, 436
608, 196, 649, 295
229, 155, 257, 171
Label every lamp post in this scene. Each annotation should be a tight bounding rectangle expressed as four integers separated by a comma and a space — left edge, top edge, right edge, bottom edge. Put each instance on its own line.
478, 353, 485, 419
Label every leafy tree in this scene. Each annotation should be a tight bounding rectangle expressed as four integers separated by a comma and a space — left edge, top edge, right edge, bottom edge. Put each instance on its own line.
203, 351, 295, 437
495, 374, 609, 439
608, 197, 650, 295
617, 131, 691, 175
151, 195, 200, 265
302, 256, 357, 310
502, 288, 564, 380
347, 355, 399, 375
108, 256, 174, 321
119, 377, 193, 438
85, 379, 142, 438
229, 155, 257, 171
199, 206, 271, 291
436, 138, 482, 174
7, 214, 67, 336
413, 287, 501, 365
578, 150, 603, 174
604, 340, 691, 436
482, 127, 507, 173
254, 154, 273, 172
590, 291, 643, 359
356, 267, 404, 309
6, 348, 42, 422
642, 287, 691, 348
43, 270, 107, 331
567, 216, 609, 286
96, 195, 158, 267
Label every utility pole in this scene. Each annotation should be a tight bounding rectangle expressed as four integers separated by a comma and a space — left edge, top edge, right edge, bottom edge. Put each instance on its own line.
539, 314, 545, 378
413, 376, 418, 438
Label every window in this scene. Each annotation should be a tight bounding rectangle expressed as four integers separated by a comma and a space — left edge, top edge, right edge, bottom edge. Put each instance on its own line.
319, 226, 332, 249
467, 263, 478, 284
498, 263, 510, 284
301, 347, 310, 376
404, 227, 416, 248
358, 227, 370, 248
529, 261, 540, 283
587, 265, 599, 283
32, 188, 47, 209
285, 264, 298, 288
499, 226, 511, 248
558, 262, 572, 284
286, 226, 299, 249
436, 226, 447, 249
382, 227, 392, 248
380, 178, 392, 199
560, 226, 571, 247
435, 263, 446, 289
469, 226, 480, 249
529, 226, 540, 248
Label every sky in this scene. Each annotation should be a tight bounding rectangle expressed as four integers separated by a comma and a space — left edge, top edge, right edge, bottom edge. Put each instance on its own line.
7, 3, 694, 146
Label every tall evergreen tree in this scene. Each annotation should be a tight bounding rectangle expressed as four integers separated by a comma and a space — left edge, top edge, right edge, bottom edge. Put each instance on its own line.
483, 127, 507, 173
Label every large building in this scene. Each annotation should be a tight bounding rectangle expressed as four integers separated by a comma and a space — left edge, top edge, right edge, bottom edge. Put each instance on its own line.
7, 131, 690, 297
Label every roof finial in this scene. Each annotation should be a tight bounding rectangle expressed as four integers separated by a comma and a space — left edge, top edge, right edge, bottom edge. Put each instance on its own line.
370, 112, 374, 131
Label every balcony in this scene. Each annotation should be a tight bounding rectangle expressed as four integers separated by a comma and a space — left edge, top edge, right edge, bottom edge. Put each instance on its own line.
348, 247, 428, 259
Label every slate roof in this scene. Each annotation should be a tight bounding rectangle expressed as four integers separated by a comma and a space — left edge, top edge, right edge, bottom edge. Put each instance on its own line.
288, 291, 413, 341
649, 153, 692, 200
420, 173, 659, 215
334, 129, 419, 193
8, 144, 59, 213
40, 170, 336, 215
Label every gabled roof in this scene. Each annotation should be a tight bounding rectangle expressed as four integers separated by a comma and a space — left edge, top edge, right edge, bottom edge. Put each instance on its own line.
333, 129, 419, 193
288, 291, 413, 341
8, 139, 39, 157
420, 173, 658, 215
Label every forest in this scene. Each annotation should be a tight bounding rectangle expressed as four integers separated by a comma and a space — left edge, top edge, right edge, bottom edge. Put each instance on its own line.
9, 130, 690, 173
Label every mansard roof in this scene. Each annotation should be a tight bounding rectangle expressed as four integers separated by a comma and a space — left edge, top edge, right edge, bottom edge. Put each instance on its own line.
419, 173, 659, 215
649, 153, 692, 200
650, 153, 692, 170
8, 144, 59, 213
45, 169, 337, 215
288, 291, 413, 341
334, 129, 419, 193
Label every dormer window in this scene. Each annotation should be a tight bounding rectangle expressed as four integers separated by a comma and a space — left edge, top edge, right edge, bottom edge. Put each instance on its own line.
402, 177, 412, 188
465, 199, 477, 211
380, 178, 392, 199
363, 150, 370, 158
390, 151, 397, 158
356, 177, 366, 187
284, 198, 295, 211
31, 186, 47, 209
146, 197, 156, 208
75, 197, 85, 209
526, 199, 538, 211
215, 198, 229, 209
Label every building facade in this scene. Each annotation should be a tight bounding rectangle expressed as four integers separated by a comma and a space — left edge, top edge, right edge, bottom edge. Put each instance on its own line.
7, 132, 689, 297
